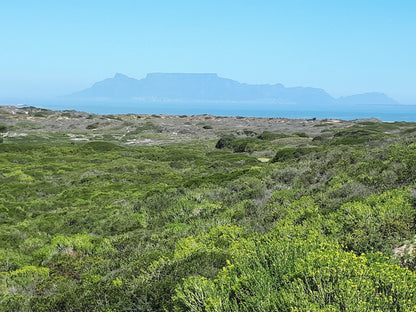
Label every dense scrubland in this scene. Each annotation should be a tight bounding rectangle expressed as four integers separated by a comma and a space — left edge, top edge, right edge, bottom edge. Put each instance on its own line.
1, 106, 416, 311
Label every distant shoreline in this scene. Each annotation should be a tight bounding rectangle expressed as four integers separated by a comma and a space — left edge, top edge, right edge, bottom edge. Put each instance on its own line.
1, 102, 416, 122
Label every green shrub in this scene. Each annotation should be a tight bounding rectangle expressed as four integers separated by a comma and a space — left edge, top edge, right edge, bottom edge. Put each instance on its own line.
293, 131, 308, 137
334, 189, 415, 254
331, 127, 385, 145
174, 234, 416, 312
86, 122, 99, 130
215, 135, 266, 153
215, 135, 235, 149
258, 131, 288, 140
272, 147, 317, 162
33, 112, 48, 117
80, 141, 123, 151
127, 121, 161, 134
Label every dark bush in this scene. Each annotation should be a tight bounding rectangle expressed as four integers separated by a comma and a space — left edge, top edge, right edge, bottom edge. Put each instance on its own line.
293, 131, 308, 137
33, 112, 48, 117
215, 135, 235, 149
272, 147, 318, 162
258, 131, 289, 140
81, 141, 124, 151
215, 135, 265, 152
331, 127, 385, 145
86, 122, 99, 130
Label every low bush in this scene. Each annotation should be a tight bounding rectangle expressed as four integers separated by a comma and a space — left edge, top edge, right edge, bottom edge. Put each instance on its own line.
272, 147, 318, 162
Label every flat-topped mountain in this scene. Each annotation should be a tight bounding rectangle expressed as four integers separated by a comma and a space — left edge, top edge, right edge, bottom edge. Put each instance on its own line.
68, 73, 399, 106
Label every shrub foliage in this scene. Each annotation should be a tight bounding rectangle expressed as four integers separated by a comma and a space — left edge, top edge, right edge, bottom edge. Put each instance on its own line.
1, 117, 416, 311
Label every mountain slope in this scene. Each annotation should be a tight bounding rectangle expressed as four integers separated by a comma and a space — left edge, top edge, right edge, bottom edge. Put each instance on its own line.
338, 92, 399, 105
69, 73, 399, 106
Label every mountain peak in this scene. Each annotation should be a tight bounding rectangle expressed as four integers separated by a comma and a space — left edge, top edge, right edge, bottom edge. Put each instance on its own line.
145, 73, 219, 80
113, 73, 130, 80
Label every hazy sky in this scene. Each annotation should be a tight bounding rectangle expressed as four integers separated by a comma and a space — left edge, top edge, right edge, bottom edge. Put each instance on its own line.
1, 0, 415, 103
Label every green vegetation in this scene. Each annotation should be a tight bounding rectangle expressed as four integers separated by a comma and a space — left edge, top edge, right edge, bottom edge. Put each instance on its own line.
258, 130, 289, 140
86, 122, 100, 130
127, 121, 161, 134
1, 112, 416, 311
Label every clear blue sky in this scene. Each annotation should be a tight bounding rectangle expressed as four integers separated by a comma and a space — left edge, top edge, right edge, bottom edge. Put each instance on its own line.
1, 0, 415, 103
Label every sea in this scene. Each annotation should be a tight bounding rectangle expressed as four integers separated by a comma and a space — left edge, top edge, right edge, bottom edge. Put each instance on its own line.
5, 101, 416, 122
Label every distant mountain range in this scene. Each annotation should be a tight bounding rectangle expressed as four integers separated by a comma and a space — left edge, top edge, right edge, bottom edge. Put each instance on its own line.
68, 73, 400, 106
